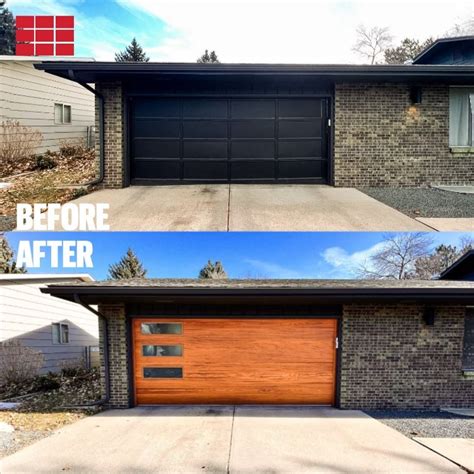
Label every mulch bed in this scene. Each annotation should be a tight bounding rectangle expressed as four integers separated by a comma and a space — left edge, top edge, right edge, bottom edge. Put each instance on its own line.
0, 148, 97, 223
0, 369, 102, 458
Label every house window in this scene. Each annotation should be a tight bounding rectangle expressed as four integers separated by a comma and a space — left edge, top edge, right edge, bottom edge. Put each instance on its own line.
462, 309, 474, 373
449, 88, 474, 146
54, 103, 72, 124
52, 323, 69, 344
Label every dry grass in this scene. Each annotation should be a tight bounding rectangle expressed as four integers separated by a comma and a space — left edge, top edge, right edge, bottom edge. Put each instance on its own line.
0, 149, 97, 216
0, 410, 86, 432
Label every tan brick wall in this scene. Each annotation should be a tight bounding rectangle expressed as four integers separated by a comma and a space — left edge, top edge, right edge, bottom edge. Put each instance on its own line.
98, 304, 130, 408
340, 304, 474, 409
95, 82, 125, 188
334, 83, 474, 187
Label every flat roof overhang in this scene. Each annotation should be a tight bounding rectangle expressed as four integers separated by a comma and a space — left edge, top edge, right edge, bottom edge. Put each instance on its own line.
35, 62, 474, 85
41, 285, 474, 306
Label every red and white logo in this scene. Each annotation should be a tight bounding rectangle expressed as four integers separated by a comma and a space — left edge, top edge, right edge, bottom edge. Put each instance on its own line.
16, 15, 74, 56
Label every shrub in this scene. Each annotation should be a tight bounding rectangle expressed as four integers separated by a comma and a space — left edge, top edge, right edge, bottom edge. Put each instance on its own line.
0, 120, 43, 171
0, 340, 44, 386
35, 153, 57, 170
32, 372, 61, 391
59, 139, 90, 157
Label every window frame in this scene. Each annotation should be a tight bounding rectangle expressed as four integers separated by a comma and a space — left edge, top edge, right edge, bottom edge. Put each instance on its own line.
54, 103, 72, 124
52, 322, 70, 344
449, 87, 474, 148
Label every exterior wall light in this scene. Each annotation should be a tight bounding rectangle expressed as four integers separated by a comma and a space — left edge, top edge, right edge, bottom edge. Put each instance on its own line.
410, 86, 423, 104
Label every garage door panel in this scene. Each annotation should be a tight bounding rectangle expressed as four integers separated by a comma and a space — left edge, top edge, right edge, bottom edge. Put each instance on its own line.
183, 121, 228, 139
279, 160, 326, 179
133, 318, 337, 405
134, 119, 181, 138
183, 141, 227, 159
279, 119, 322, 138
135, 99, 180, 118
231, 141, 274, 159
278, 140, 322, 158
183, 99, 227, 118
132, 160, 180, 180
279, 99, 322, 117
231, 161, 275, 180
134, 139, 180, 158
231, 99, 275, 118
183, 161, 228, 180
231, 120, 275, 139
136, 383, 334, 405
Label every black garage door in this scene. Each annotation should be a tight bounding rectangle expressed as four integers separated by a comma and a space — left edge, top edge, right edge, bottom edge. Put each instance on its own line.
130, 97, 329, 184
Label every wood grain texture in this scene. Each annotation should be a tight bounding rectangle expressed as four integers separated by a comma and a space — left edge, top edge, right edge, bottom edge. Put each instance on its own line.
133, 318, 337, 405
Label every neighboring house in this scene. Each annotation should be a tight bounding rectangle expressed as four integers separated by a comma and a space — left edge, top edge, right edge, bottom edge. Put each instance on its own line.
42, 276, 474, 409
0, 274, 99, 374
439, 250, 474, 281
0, 57, 95, 154
36, 37, 474, 188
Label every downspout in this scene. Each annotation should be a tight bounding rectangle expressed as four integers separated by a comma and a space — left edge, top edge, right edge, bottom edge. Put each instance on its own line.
71, 294, 110, 407
68, 69, 105, 186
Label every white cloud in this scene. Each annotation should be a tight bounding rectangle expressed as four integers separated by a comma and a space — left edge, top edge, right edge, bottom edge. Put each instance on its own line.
321, 241, 386, 275
243, 258, 305, 279
116, 0, 473, 62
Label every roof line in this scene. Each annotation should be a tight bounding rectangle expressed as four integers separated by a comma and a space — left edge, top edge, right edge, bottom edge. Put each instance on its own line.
439, 250, 474, 279
412, 36, 474, 64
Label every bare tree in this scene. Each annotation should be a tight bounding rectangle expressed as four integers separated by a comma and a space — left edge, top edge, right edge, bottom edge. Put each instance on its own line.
446, 17, 474, 37
358, 233, 433, 279
353, 25, 393, 64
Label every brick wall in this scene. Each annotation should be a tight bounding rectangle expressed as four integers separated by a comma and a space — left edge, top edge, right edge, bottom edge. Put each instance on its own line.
334, 83, 474, 187
95, 82, 125, 188
98, 304, 130, 408
340, 304, 474, 409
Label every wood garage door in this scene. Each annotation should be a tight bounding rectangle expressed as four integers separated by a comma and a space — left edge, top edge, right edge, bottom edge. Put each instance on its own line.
132, 318, 337, 405
130, 97, 329, 184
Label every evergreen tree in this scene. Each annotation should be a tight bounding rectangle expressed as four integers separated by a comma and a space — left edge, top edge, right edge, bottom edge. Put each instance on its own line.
115, 38, 149, 62
384, 37, 435, 64
108, 248, 147, 279
0, 238, 26, 274
198, 260, 228, 279
414, 239, 473, 279
0, 8, 16, 55
197, 49, 220, 63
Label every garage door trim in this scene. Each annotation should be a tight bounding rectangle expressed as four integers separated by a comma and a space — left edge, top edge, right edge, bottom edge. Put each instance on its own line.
127, 314, 341, 406
125, 94, 333, 185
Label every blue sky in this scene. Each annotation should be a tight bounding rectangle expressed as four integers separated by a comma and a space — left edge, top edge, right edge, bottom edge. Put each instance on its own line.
8, 0, 473, 62
5, 232, 470, 280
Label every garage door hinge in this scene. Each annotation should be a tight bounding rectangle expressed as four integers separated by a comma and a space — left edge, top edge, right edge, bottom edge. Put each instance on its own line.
327, 118, 332, 127
335, 337, 339, 349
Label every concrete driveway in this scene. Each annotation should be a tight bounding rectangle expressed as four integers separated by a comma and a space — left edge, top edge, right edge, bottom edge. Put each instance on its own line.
68, 185, 431, 231
1, 406, 461, 473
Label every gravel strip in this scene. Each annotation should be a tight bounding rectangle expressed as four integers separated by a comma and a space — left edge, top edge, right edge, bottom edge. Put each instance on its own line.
359, 188, 474, 218
366, 410, 474, 439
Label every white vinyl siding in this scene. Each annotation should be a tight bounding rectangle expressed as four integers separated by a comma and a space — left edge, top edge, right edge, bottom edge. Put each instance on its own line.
0, 278, 98, 373
0, 60, 94, 153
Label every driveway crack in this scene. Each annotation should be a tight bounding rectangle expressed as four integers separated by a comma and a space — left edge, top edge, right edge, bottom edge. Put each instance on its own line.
226, 184, 231, 232
226, 405, 236, 473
